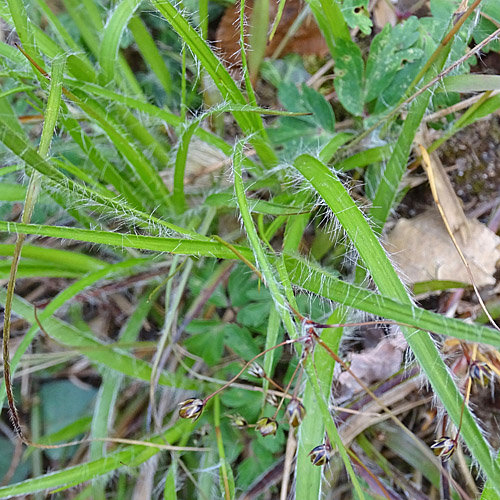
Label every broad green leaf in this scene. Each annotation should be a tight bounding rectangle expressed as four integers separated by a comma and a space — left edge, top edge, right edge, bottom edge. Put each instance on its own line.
333, 39, 364, 116
184, 329, 225, 366
365, 21, 424, 102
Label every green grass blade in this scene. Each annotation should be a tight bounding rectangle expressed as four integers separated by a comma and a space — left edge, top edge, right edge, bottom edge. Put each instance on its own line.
305, 0, 350, 56
285, 256, 500, 347
0, 422, 193, 497
173, 120, 199, 213
369, 46, 450, 231
0, 244, 105, 272
128, 15, 172, 95
99, 0, 141, 84
0, 221, 250, 258
293, 154, 500, 492
295, 308, 346, 500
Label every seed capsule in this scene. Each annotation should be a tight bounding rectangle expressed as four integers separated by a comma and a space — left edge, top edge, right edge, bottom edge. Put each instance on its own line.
248, 363, 266, 379
430, 436, 457, 461
230, 415, 248, 429
255, 417, 278, 437
469, 361, 493, 387
286, 398, 306, 427
178, 398, 205, 421
308, 443, 332, 466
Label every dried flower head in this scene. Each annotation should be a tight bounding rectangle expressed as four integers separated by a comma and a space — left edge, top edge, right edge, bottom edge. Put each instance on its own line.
248, 363, 266, 379
308, 443, 332, 466
229, 414, 248, 429
469, 361, 493, 387
255, 417, 278, 437
431, 436, 457, 461
286, 398, 306, 427
178, 398, 205, 421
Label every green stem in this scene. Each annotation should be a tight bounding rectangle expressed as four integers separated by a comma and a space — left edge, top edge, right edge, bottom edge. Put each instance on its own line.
2, 55, 65, 442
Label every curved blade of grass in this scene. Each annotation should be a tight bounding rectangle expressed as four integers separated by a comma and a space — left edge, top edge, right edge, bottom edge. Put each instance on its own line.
293, 153, 500, 492
0, 421, 193, 497
62, 0, 142, 95
150, 0, 277, 168
305, 0, 350, 56
99, 0, 141, 84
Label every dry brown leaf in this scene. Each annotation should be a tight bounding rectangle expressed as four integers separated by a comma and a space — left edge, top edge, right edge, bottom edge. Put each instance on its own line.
423, 149, 469, 242
337, 332, 407, 398
215, 0, 328, 70
373, 0, 397, 29
385, 208, 500, 286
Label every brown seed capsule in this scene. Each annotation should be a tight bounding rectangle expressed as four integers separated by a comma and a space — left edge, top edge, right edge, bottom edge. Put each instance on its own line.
430, 436, 457, 461
308, 443, 331, 466
286, 398, 306, 427
255, 417, 278, 437
178, 398, 205, 421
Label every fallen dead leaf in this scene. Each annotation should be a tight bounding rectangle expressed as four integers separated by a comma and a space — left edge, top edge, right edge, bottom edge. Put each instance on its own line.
373, 0, 397, 29
385, 208, 500, 287
337, 332, 407, 398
